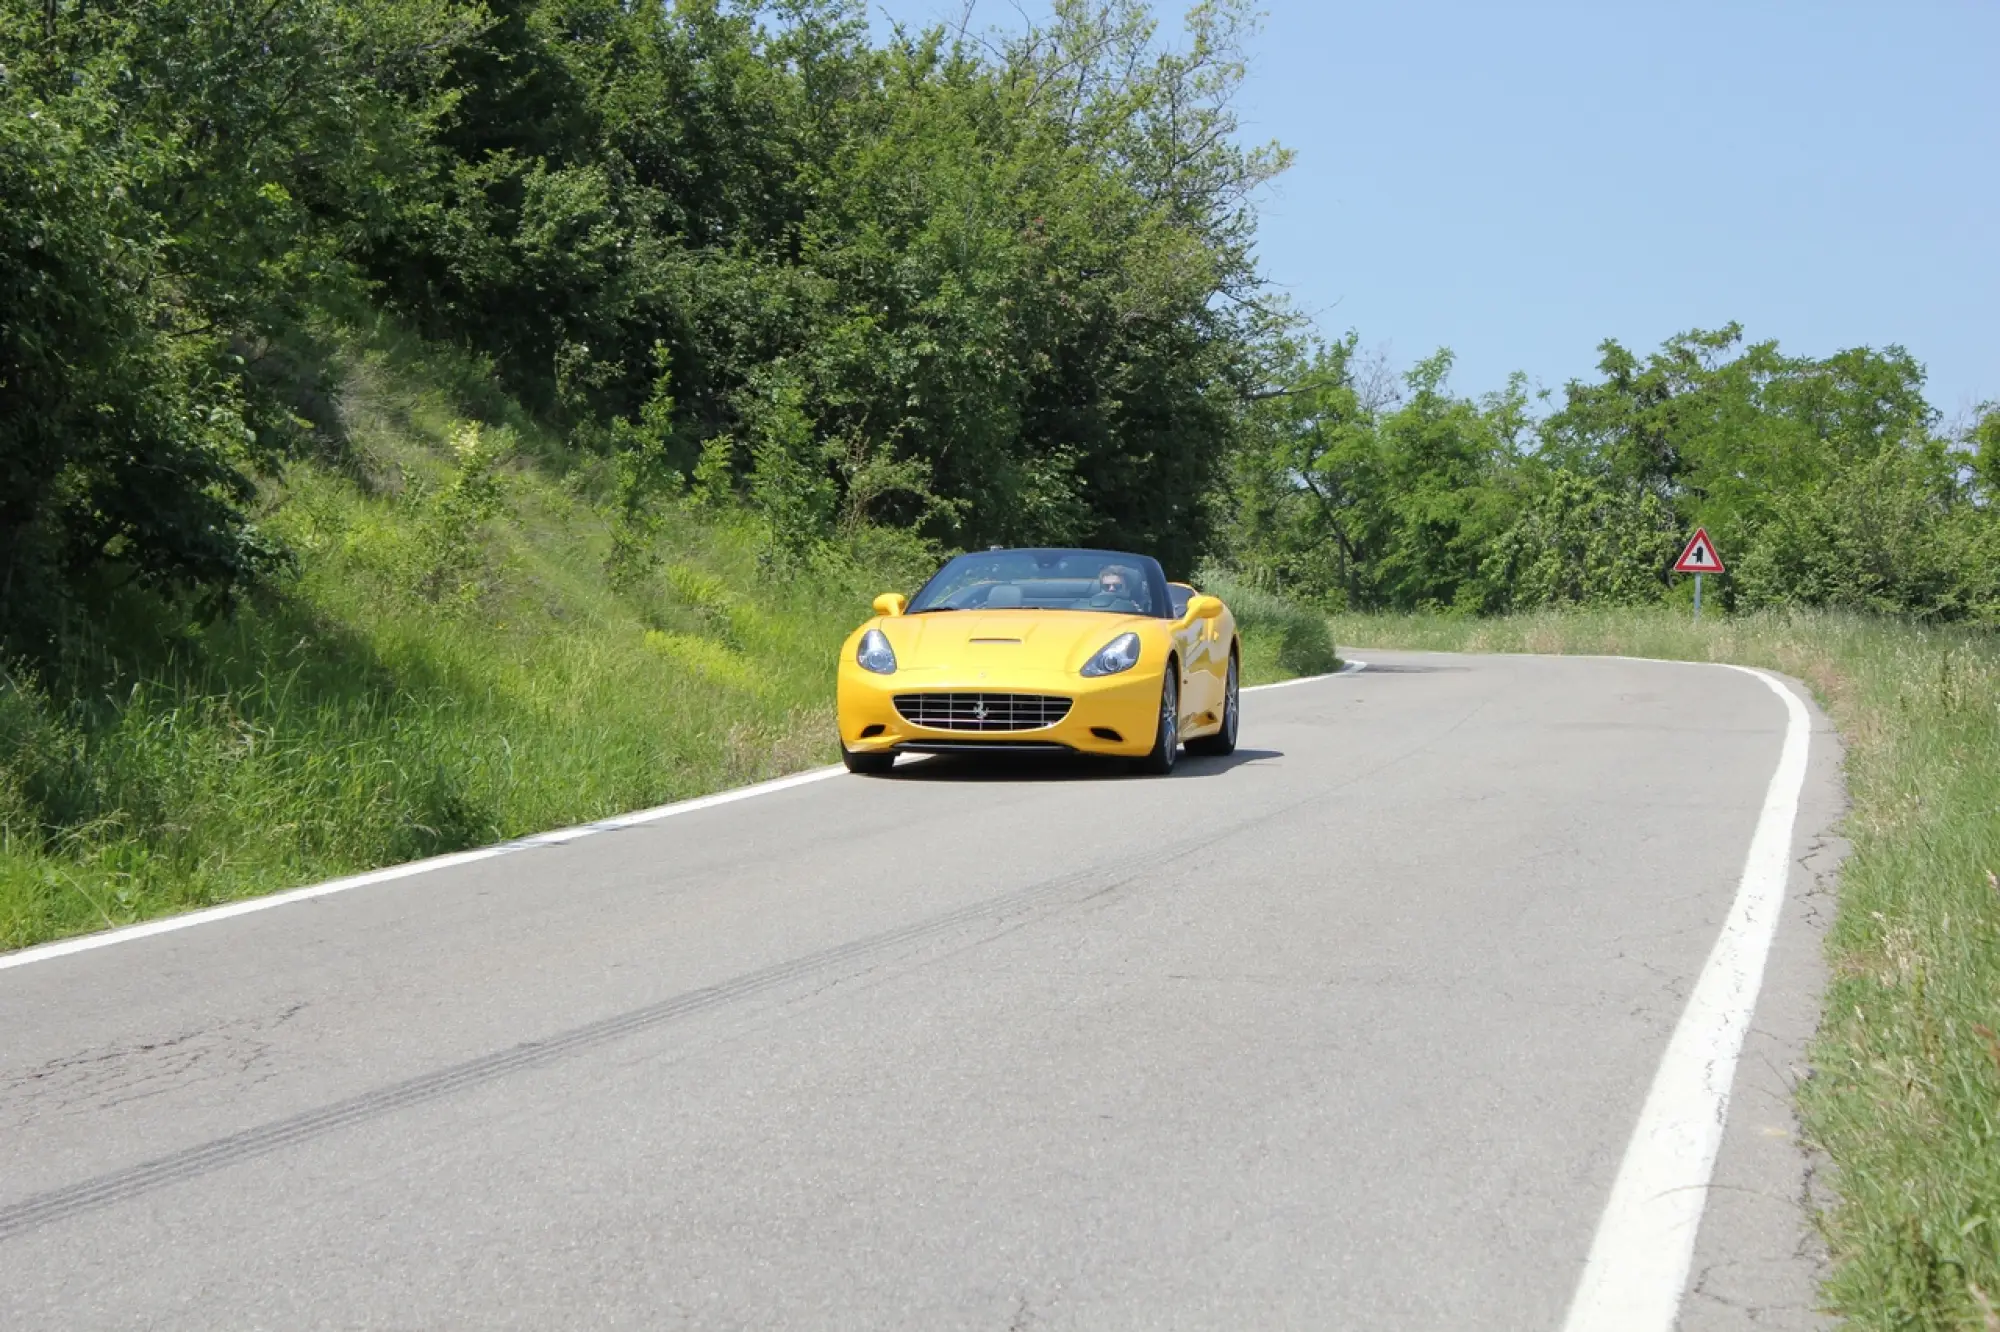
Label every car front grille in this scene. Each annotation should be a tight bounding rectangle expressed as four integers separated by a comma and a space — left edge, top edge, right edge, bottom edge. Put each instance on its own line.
892, 692, 1073, 732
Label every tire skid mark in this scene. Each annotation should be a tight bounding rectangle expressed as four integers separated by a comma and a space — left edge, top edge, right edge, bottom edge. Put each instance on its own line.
0, 862, 1151, 1242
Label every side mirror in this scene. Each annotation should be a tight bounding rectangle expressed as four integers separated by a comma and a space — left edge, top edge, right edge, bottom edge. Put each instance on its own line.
873, 592, 908, 618
1183, 594, 1224, 624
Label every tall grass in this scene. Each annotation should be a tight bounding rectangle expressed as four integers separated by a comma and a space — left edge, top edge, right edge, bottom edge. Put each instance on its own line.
0, 332, 872, 949
1330, 607, 2000, 1330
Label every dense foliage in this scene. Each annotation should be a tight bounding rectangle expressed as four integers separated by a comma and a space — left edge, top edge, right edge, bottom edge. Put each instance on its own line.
1, 0, 1289, 654
1222, 327, 2000, 621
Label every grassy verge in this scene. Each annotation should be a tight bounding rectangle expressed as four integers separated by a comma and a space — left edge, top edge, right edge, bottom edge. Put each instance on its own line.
1328, 607, 2000, 1329
0, 326, 1330, 954
0, 330, 883, 951
1197, 568, 1343, 682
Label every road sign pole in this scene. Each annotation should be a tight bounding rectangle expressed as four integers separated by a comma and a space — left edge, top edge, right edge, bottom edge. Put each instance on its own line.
1694, 572, 1702, 624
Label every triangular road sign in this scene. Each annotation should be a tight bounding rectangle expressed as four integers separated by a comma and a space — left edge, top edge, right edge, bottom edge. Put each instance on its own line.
1674, 528, 1725, 574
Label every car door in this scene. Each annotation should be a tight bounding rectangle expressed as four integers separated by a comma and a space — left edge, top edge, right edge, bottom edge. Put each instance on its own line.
1194, 598, 1229, 721
1169, 585, 1221, 727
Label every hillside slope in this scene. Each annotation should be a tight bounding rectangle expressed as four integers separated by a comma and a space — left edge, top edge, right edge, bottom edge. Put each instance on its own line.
0, 329, 897, 949
0, 327, 1333, 951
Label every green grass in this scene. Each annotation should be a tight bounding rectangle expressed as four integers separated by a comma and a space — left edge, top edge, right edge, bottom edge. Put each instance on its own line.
0, 323, 1329, 953
1328, 607, 2000, 1330
0, 326, 897, 950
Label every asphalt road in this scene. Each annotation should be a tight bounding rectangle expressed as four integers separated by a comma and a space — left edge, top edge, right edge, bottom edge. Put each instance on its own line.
0, 650, 1844, 1330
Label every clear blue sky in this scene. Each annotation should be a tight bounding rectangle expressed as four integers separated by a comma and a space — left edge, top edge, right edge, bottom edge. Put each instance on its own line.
864, 1, 1998, 423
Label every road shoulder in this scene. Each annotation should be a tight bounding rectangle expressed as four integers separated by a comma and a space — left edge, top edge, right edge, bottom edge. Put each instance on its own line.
1677, 670, 1848, 1330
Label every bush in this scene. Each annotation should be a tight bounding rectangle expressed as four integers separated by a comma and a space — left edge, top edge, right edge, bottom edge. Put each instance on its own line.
0, 57, 270, 645
1733, 440, 2000, 622
1275, 614, 1343, 676
1479, 468, 1681, 611
1194, 566, 1342, 677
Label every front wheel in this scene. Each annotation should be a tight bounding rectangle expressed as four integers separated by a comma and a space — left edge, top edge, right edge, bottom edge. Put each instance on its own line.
1133, 669, 1180, 776
1186, 653, 1239, 757
842, 745, 895, 775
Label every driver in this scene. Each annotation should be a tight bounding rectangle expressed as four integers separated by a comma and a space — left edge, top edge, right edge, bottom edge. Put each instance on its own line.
1086, 564, 1140, 610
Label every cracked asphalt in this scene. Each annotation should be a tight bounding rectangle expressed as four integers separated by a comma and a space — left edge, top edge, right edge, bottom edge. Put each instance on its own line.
0, 650, 1844, 1330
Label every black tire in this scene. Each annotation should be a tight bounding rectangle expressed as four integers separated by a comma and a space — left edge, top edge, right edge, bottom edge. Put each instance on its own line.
1133, 666, 1180, 776
842, 745, 895, 775
1186, 650, 1239, 757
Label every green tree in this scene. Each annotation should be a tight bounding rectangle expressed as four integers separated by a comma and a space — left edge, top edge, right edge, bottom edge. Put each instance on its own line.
0, 0, 478, 647
1215, 335, 1390, 606
1480, 469, 1680, 611
1371, 352, 1522, 611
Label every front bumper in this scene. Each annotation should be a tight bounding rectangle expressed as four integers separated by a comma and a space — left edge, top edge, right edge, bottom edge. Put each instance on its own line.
837, 665, 1163, 758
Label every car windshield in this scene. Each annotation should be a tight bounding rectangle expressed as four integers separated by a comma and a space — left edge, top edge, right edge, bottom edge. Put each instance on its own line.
907, 549, 1171, 618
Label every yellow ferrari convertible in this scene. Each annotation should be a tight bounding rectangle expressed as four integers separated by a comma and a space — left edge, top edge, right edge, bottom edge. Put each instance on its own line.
836, 548, 1239, 775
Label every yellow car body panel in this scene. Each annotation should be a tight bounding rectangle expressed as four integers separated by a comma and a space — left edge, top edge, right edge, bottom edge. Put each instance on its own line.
837, 593, 1237, 760
1169, 580, 1239, 729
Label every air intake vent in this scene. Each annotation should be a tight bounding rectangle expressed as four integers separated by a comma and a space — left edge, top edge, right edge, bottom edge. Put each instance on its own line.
892, 692, 1072, 732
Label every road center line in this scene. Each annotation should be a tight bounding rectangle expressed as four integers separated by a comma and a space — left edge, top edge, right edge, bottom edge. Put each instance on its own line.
0, 661, 1369, 973
1561, 665, 1813, 1331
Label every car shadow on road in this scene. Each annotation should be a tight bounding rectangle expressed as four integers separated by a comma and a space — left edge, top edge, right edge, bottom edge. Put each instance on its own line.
882, 747, 1284, 782
1174, 747, 1285, 776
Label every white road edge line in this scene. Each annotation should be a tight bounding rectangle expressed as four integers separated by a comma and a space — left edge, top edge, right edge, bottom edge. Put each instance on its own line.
0, 660, 1370, 972
1244, 658, 1368, 691
0, 765, 848, 973
1561, 664, 1813, 1332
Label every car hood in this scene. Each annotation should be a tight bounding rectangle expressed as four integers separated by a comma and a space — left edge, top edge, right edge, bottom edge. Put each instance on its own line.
879, 611, 1158, 678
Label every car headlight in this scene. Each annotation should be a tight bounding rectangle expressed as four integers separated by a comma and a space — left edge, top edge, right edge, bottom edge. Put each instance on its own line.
1080, 631, 1141, 677
856, 627, 897, 675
